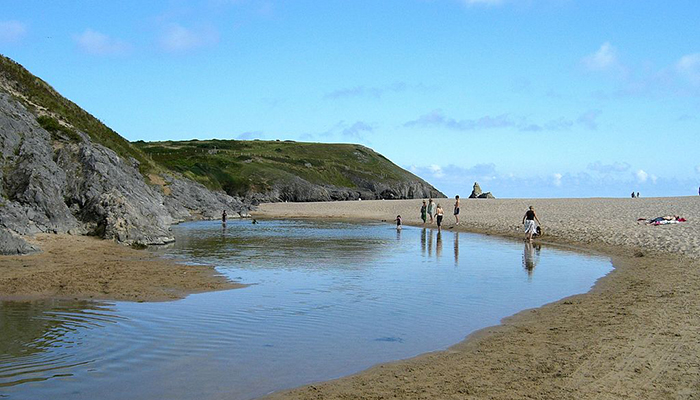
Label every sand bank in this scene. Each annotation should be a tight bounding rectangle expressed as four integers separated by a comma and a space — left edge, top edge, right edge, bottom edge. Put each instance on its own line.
255, 197, 700, 399
0, 234, 242, 302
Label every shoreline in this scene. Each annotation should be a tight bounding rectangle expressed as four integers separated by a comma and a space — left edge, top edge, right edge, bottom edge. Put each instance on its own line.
0, 233, 243, 302
255, 197, 700, 399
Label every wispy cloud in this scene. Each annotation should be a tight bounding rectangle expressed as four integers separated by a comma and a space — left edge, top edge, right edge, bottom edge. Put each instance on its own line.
582, 42, 625, 75
405, 110, 599, 132
587, 161, 631, 174
324, 82, 413, 100
676, 53, 700, 86
158, 23, 219, 53
0, 20, 27, 43
404, 109, 515, 131
461, 0, 504, 6
237, 131, 263, 140
576, 110, 602, 130
73, 29, 132, 56
341, 121, 373, 139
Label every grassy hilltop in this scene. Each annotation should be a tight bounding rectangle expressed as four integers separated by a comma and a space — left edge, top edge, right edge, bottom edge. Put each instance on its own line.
134, 139, 443, 200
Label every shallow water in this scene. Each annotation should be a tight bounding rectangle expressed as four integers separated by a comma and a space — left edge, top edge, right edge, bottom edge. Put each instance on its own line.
0, 220, 612, 400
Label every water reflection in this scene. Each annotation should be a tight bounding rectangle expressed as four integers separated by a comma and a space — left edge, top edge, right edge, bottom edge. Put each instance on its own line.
454, 232, 459, 266
522, 242, 541, 278
436, 231, 443, 259
154, 220, 391, 270
0, 300, 119, 388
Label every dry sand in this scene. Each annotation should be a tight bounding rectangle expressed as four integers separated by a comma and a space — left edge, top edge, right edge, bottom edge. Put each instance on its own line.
0, 234, 242, 302
255, 197, 700, 400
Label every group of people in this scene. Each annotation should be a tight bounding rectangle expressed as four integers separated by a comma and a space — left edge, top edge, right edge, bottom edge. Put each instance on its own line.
413, 196, 542, 240
413, 196, 460, 232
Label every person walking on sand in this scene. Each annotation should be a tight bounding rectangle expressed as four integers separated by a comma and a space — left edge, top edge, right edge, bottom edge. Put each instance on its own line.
435, 204, 444, 231
420, 200, 427, 224
427, 198, 436, 224
453, 195, 461, 225
522, 206, 541, 242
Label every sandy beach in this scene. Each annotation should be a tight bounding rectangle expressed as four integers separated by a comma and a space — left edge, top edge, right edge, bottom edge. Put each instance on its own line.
255, 197, 700, 399
0, 234, 242, 302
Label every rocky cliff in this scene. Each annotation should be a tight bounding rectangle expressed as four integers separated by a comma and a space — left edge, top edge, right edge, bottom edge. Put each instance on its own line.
0, 57, 247, 254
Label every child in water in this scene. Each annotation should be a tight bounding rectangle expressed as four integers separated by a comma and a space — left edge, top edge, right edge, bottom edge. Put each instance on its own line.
395, 215, 402, 230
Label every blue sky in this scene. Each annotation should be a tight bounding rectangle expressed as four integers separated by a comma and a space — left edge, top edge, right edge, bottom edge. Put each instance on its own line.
1, 0, 699, 198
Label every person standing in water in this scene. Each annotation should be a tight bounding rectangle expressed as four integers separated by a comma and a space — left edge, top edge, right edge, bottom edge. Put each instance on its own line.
453, 195, 460, 225
222, 210, 227, 225
395, 215, 402, 230
427, 198, 436, 224
522, 206, 541, 242
435, 204, 444, 231
420, 200, 427, 224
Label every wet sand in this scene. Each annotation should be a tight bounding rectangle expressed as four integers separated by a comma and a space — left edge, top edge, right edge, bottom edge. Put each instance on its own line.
255, 197, 700, 399
0, 234, 242, 302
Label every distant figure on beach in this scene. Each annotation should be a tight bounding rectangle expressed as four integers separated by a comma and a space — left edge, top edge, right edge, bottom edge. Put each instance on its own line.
435, 204, 444, 231
395, 215, 402, 230
631, 191, 635, 198
427, 198, 436, 224
637, 192, 640, 198
522, 206, 542, 242
222, 210, 227, 225
453, 195, 460, 225
420, 200, 427, 224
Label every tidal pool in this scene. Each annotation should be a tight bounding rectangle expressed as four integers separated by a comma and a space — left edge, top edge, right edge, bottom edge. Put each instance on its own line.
0, 219, 612, 400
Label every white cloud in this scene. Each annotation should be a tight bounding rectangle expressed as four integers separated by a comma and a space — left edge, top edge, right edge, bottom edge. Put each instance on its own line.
553, 173, 563, 187
636, 169, 648, 183
0, 20, 27, 43
676, 53, 700, 86
74, 29, 131, 56
158, 23, 219, 53
583, 42, 619, 70
428, 164, 445, 178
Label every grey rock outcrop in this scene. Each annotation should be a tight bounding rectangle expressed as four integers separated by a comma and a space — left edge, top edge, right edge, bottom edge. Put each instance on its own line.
468, 182, 483, 199
0, 92, 248, 253
0, 228, 38, 255
468, 182, 495, 199
253, 175, 443, 203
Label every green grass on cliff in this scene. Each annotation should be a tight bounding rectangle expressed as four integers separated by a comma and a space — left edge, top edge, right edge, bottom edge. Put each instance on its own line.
134, 139, 427, 197
0, 55, 157, 174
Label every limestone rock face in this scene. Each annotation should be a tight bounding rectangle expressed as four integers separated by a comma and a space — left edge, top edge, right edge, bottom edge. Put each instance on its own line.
0, 228, 38, 255
0, 92, 248, 253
